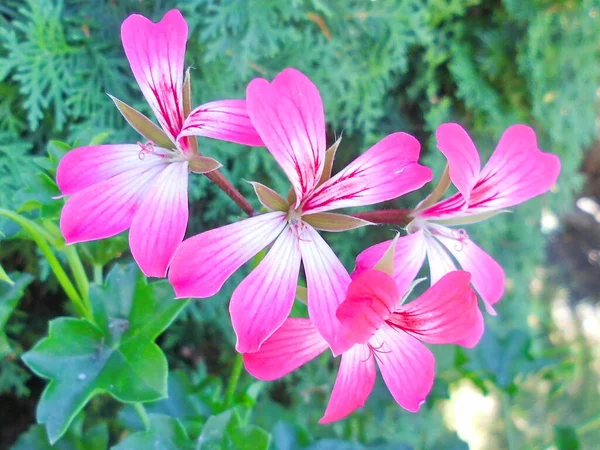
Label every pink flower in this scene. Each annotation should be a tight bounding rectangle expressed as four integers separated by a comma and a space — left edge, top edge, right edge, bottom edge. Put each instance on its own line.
354, 123, 561, 313
168, 68, 433, 354
56, 10, 262, 277
243, 239, 482, 423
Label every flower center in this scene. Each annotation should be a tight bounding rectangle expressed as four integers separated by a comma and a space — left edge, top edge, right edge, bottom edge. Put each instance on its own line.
287, 207, 309, 240
137, 141, 185, 162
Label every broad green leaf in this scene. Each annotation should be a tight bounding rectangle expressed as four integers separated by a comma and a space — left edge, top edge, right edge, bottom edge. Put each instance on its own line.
108, 95, 174, 150
553, 425, 580, 450
196, 409, 270, 450
113, 414, 194, 450
0, 272, 33, 358
271, 421, 312, 450
11, 421, 108, 450
22, 264, 188, 443
79, 236, 129, 267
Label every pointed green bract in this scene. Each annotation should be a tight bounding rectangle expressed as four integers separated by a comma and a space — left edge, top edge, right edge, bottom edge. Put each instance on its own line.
22, 264, 188, 444
108, 95, 175, 150
189, 156, 222, 174
373, 233, 399, 276
182, 68, 199, 155
113, 414, 194, 450
317, 136, 342, 186
250, 182, 289, 212
415, 164, 450, 213
302, 212, 372, 232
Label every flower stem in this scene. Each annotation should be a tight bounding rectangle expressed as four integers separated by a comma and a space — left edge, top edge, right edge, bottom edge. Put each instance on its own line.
133, 402, 150, 430
64, 246, 89, 301
0, 209, 93, 322
350, 209, 412, 226
223, 352, 244, 409
500, 391, 519, 450
93, 263, 103, 285
205, 170, 255, 216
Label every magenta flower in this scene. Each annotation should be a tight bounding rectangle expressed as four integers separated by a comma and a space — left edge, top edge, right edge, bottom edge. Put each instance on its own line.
355, 123, 561, 313
56, 10, 262, 277
168, 68, 432, 354
243, 240, 482, 423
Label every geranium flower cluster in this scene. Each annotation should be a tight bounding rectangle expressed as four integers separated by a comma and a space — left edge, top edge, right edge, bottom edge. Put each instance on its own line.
56, 10, 561, 423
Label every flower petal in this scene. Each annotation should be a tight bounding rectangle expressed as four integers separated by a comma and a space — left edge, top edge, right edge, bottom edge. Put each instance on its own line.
472, 125, 561, 211
56, 144, 164, 195
435, 233, 505, 309
178, 100, 263, 146
129, 162, 189, 277
231, 228, 301, 353
60, 162, 168, 243
168, 212, 287, 298
319, 344, 376, 424
388, 271, 483, 346
337, 270, 399, 345
435, 123, 481, 204
371, 324, 435, 412
353, 231, 427, 300
246, 68, 326, 204
299, 226, 353, 356
304, 132, 432, 214
243, 318, 329, 380
454, 307, 485, 349
121, 10, 187, 141
424, 233, 457, 284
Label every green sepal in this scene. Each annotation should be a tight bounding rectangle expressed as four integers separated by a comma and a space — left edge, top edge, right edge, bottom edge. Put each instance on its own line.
317, 136, 342, 186
249, 182, 288, 212
108, 94, 174, 150
22, 264, 188, 444
373, 233, 399, 276
302, 212, 372, 232
113, 414, 194, 450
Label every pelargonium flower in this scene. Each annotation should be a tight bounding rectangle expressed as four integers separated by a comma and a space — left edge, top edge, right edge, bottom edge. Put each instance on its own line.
243, 239, 482, 423
56, 10, 262, 277
354, 123, 561, 313
169, 68, 432, 354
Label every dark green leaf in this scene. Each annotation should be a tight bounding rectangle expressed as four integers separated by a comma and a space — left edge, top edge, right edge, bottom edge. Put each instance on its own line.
113, 414, 194, 450
11, 421, 108, 450
0, 272, 33, 358
553, 425, 580, 450
196, 409, 271, 450
22, 264, 187, 443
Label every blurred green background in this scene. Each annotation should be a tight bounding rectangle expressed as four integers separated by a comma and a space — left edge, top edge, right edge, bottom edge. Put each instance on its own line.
0, 0, 599, 449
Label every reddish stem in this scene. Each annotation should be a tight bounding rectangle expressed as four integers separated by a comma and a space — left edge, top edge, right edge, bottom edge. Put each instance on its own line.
205, 171, 255, 216
350, 209, 412, 226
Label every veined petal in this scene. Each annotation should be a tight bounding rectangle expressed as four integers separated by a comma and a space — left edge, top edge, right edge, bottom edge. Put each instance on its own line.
304, 132, 432, 214
424, 233, 457, 284
129, 161, 189, 278
353, 231, 427, 301
435, 123, 481, 204
121, 10, 187, 141
56, 144, 165, 195
454, 307, 485, 349
371, 324, 435, 412
337, 270, 399, 345
471, 125, 561, 211
246, 69, 326, 205
231, 228, 301, 353
168, 212, 287, 298
319, 345, 376, 424
243, 318, 329, 380
60, 162, 168, 244
179, 100, 264, 146
388, 271, 483, 346
435, 233, 505, 310
299, 226, 353, 356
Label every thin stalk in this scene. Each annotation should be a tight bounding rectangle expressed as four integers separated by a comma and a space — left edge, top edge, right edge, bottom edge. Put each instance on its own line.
205, 170, 255, 216
133, 402, 150, 430
64, 246, 90, 301
350, 209, 412, 226
223, 352, 244, 409
500, 391, 519, 450
93, 264, 103, 285
0, 209, 92, 321
577, 413, 600, 435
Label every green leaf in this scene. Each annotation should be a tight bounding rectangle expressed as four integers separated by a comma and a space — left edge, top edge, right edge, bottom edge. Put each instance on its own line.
0, 272, 33, 358
11, 421, 108, 450
0, 264, 12, 284
113, 414, 194, 450
22, 264, 188, 444
271, 421, 312, 450
196, 409, 271, 450
553, 425, 580, 450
